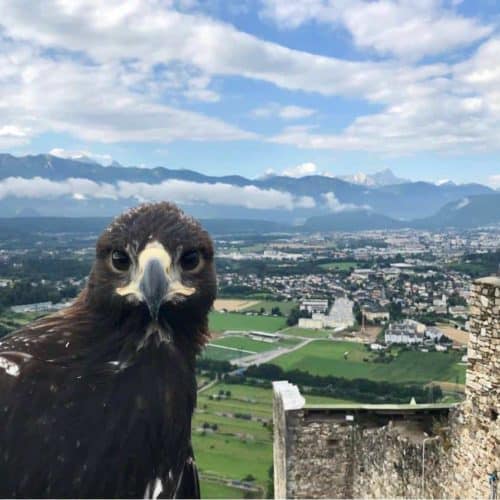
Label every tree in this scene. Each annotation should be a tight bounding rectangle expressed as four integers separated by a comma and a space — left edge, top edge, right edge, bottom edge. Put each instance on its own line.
389, 301, 404, 320
286, 306, 309, 326
271, 306, 282, 316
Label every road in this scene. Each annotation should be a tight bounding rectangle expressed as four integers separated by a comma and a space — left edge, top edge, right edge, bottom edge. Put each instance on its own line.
230, 337, 314, 368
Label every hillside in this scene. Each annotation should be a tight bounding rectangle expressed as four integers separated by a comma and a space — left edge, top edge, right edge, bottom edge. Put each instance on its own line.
414, 193, 500, 228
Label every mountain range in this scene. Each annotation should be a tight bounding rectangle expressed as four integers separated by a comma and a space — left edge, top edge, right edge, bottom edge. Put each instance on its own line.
0, 153, 498, 231
339, 168, 409, 187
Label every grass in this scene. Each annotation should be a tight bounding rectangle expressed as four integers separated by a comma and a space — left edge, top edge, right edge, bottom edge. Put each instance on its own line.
211, 335, 282, 353
209, 311, 287, 333
211, 334, 301, 354
241, 300, 298, 315
280, 327, 332, 338
194, 383, 273, 494
193, 432, 271, 485
0, 310, 45, 338
200, 481, 246, 499
271, 340, 466, 384
201, 345, 249, 361
193, 381, 357, 497
319, 261, 358, 271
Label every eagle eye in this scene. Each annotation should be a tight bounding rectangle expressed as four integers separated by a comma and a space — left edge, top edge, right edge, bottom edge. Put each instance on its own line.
180, 249, 201, 272
111, 250, 131, 272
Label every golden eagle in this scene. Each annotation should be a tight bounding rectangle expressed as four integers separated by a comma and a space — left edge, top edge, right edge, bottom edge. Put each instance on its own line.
0, 202, 216, 498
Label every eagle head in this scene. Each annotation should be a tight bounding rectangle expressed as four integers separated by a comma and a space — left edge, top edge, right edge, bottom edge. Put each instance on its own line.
85, 202, 216, 349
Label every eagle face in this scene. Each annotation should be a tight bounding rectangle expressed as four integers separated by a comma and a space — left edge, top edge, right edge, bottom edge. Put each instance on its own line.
87, 202, 216, 345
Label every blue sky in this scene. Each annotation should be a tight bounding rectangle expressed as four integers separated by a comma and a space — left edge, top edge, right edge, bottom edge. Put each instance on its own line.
0, 0, 499, 186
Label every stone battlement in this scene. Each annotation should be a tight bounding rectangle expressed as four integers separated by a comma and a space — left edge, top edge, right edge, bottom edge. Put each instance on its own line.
273, 276, 499, 499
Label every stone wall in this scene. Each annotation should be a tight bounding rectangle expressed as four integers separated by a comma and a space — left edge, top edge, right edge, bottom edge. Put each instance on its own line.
273, 401, 450, 499
273, 276, 499, 499
439, 276, 500, 498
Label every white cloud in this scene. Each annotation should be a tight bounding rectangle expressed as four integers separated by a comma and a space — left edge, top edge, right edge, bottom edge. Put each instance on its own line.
454, 197, 470, 209
487, 174, 500, 189
0, 44, 255, 148
323, 192, 370, 212
252, 103, 316, 119
269, 40, 500, 156
280, 161, 335, 178
0, 0, 497, 159
0, 176, 315, 210
260, 0, 493, 60
0, 0, 451, 101
281, 162, 321, 177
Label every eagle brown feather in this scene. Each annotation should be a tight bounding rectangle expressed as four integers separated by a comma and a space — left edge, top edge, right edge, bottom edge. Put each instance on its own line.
0, 202, 216, 498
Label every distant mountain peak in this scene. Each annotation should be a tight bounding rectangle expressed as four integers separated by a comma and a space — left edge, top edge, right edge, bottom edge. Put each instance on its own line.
436, 179, 456, 186
49, 148, 119, 167
340, 168, 409, 187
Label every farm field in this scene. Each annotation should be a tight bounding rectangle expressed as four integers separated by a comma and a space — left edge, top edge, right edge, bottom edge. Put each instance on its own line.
208, 311, 286, 333
271, 340, 466, 385
213, 299, 260, 312
200, 481, 246, 499
211, 335, 301, 353
201, 345, 248, 361
194, 382, 357, 497
280, 326, 332, 338
241, 300, 298, 316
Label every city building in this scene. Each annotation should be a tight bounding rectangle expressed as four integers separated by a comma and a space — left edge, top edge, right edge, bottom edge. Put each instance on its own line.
300, 299, 329, 314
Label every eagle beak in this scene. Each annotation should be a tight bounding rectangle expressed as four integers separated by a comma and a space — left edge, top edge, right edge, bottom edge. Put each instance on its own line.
139, 258, 169, 321
116, 241, 196, 317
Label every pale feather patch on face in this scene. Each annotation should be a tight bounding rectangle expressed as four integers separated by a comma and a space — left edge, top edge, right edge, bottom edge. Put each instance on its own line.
116, 240, 195, 301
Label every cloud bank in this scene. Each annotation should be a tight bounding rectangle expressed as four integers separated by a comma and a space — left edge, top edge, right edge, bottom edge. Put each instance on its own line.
323, 192, 370, 212
0, 177, 315, 211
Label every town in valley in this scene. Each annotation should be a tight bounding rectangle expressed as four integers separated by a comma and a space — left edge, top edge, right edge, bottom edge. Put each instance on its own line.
0, 220, 498, 498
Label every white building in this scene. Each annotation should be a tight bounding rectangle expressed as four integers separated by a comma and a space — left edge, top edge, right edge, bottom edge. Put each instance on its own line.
298, 318, 324, 329
299, 297, 354, 330
425, 327, 444, 342
248, 331, 282, 343
385, 319, 426, 344
325, 298, 355, 328
300, 299, 329, 314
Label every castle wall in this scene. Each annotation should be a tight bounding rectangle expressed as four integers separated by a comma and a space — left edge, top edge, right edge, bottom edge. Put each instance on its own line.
273, 276, 499, 499
439, 277, 500, 498
274, 405, 448, 499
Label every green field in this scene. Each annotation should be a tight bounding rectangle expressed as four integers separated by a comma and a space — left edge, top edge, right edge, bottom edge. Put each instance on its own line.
200, 481, 246, 499
194, 382, 356, 497
319, 261, 358, 271
211, 335, 280, 353
0, 310, 45, 338
211, 335, 301, 353
272, 340, 466, 384
201, 345, 249, 361
280, 326, 332, 338
209, 311, 286, 333
193, 383, 273, 496
241, 300, 298, 315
